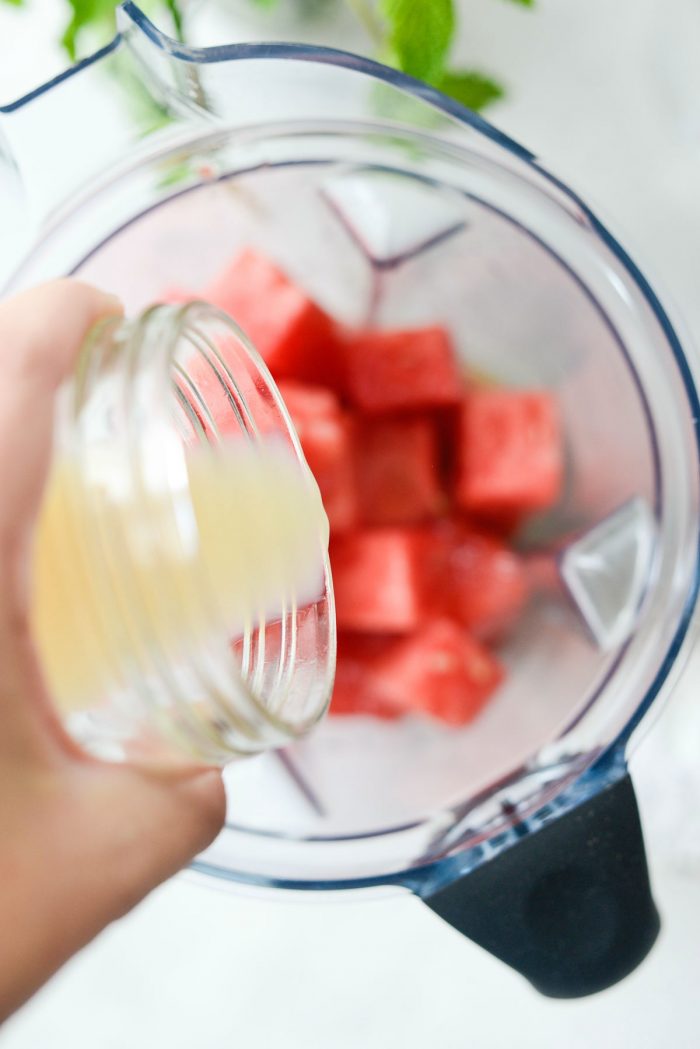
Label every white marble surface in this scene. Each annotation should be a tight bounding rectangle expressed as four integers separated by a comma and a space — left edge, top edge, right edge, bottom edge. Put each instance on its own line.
2, 0, 700, 1045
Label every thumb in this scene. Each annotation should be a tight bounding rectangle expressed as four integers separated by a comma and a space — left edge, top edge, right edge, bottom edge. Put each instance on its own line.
0, 279, 122, 566
0, 280, 122, 759
60, 762, 228, 919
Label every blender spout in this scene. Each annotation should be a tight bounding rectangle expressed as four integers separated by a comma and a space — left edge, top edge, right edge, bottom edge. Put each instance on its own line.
116, 3, 216, 122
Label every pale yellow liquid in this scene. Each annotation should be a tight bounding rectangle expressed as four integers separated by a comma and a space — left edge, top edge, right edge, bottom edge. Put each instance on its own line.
32, 438, 328, 714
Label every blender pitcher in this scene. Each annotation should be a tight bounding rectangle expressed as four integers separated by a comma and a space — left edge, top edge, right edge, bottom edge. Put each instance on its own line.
1, 2, 699, 999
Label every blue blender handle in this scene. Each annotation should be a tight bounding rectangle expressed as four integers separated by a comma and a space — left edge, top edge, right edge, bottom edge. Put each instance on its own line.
423, 768, 659, 998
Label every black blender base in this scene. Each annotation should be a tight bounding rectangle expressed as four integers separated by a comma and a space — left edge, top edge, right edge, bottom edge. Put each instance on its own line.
424, 772, 660, 998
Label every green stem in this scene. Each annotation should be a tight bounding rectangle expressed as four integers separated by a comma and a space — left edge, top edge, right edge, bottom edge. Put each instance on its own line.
345, 0, 384, 48
163, 0, 185, 42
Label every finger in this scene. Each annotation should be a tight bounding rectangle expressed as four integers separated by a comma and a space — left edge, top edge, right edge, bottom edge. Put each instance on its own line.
0, 281, 122, 760
0, 279, 122, 557
0, 279, 122, 387
73, 764, 228, 915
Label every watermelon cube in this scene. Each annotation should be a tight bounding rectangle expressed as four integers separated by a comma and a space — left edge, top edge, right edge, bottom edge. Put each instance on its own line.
277, 379, 340, 423
278, 380, 358, 533
330, 528, 428, 633
203, 249, 339, 383
443, 524, 528, 640
373, 618, 504, 725
455, 389, 563, 516
330, 635, 402, 719
342, 326, 463, 414
356, 416, 445, 525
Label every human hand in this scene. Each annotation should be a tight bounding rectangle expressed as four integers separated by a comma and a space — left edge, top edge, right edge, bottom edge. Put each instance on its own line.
0, 280, 226, 1022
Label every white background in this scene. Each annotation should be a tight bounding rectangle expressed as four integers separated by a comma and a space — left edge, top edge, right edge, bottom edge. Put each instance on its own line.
1, 1, 700, 1045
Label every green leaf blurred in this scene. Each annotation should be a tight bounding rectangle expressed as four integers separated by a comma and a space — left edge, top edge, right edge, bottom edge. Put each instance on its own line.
502, 0, 534, 6
0, 0, 26, 8
439, 70, 504, 111
379, 0, 455, 85
62, 0, 119, 60
163, 0, 184, 39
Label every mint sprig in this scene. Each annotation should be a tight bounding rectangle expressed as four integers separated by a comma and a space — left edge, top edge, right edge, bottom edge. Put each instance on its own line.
376, 0, 535, 109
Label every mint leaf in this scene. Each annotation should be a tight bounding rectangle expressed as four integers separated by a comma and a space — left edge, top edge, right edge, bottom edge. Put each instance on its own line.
0, 0, 27, 7
61, 0, 119, 59
502, 0, 534, 6
380, 0, 455, 85
439, 70, 504, 112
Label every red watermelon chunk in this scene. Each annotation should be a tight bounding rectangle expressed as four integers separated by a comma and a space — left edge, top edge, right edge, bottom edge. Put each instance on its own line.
330, 528, 427, 633
203, 249, 339, 383
156, 261, 566, 729
455, 389, 563, 516
330, 635, 402, 719
466, 508, 525, 541
356, 416, 445, 525
442, 523, 528, 641
372, 618, 504, 725
277, 380, 358, 533
277, 379, 340, 422
342, 326, 462, 414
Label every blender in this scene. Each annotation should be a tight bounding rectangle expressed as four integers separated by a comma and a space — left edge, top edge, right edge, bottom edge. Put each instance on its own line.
1, 2, 698, 998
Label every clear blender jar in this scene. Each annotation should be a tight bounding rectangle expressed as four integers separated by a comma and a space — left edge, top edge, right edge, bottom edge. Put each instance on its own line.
1, 2, 699, 998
